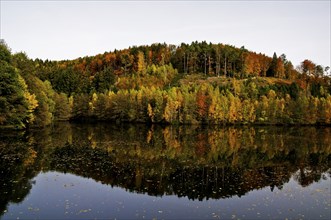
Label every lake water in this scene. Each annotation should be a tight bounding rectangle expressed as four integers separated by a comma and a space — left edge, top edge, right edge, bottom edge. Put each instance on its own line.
0, 123, 330, 219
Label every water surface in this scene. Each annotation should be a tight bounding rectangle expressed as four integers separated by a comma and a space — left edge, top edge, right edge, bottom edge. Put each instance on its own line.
1, 123, 330, 219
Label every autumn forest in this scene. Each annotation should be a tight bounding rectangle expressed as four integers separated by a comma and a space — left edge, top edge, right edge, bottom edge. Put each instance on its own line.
1, 40, 331, 128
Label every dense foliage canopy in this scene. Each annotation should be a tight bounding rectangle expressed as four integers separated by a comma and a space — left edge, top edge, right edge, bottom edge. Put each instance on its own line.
1, 40, 331, 128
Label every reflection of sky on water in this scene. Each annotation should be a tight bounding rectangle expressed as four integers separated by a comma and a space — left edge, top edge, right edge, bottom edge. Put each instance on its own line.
3, 171, 330, 220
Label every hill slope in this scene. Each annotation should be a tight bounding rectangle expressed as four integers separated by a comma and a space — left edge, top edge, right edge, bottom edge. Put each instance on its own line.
1, 40, 331, 128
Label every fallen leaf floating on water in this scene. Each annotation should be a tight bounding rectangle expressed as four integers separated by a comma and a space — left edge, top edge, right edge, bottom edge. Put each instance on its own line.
77, 209, 92, 214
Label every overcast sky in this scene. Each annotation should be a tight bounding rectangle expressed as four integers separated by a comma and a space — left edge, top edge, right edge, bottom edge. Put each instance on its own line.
1, 1, 330, 68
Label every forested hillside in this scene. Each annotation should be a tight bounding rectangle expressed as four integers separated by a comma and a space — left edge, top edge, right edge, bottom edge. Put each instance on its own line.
1, 40, 330, 128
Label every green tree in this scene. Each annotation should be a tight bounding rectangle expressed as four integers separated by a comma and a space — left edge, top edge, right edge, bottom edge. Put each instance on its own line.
0, 43, 37, 128
29, 79, 55, 127
52, 67, 89, 95
72, 94, 89, 120
92, 67, 115, 93
267, 52, 278, 77
12, 51, 56, 127
181, 85, 198, 124
0, 39, 11, 63
53, 93, 71, 121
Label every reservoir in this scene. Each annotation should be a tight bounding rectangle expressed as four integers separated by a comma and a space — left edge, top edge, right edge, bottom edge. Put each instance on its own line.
1, 123, 330, 219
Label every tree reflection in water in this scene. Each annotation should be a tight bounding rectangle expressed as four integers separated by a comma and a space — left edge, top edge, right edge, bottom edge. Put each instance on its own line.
0, 123, 330, 215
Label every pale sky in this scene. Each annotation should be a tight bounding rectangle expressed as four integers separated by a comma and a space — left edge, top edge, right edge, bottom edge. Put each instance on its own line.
1, 1, 330, 68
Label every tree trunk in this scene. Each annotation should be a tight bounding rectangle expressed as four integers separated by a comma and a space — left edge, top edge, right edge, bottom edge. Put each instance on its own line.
224, 57, 227, 77
217, 54, 221, 77
183, 53, 186, 74
204, 53, 207, 75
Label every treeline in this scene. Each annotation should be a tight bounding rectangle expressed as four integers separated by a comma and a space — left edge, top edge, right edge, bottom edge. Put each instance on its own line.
35, 41, 326, 81
35, 41, 329, 90
55, 81, 331, 125
1, 40, 331, 128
